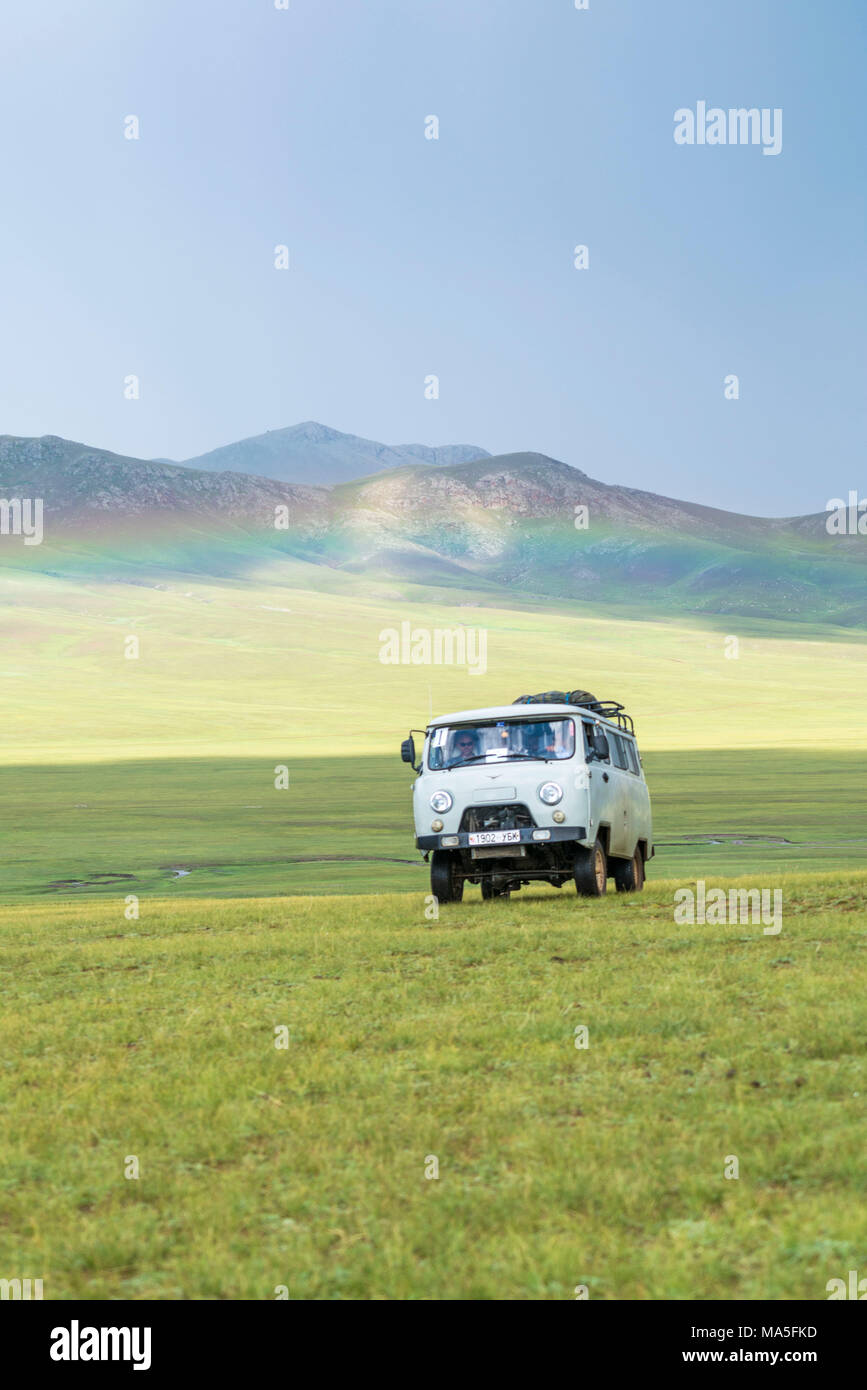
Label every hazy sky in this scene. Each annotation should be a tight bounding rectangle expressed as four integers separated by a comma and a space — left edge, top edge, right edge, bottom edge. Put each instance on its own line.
0, 0, 863, 514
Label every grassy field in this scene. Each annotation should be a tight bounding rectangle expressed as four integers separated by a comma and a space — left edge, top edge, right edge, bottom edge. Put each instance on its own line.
1, 560, 865, 900
2, 749, 867, 902
1, 878, 865, 1300
1, 560, 866, 767
1, 557, 865, 1300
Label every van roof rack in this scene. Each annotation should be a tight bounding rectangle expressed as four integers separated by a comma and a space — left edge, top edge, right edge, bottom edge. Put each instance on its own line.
512, 689, 635, 735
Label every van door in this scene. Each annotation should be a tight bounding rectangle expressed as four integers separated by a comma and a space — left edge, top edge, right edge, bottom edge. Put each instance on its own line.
582, 720, 624, 855
623, 734, 652, 854
607, 732, 634, 856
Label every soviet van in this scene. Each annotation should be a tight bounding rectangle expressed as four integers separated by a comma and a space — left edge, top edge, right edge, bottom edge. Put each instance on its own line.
400, 689, 653, 902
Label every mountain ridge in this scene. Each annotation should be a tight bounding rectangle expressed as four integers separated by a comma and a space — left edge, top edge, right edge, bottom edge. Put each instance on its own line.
180, 420, 491, 485
0, 429, 862, 628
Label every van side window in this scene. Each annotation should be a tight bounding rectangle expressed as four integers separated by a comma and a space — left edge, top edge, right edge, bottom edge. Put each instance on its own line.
582, 720, 609, 763
611, 733, 629, 770
625, 739, 640, 774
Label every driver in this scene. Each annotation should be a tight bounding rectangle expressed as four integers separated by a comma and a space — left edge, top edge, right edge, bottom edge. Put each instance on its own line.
451, 730, 479, 763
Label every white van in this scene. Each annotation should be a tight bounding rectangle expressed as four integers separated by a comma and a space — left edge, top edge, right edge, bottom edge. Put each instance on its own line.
401, 691, 653, 902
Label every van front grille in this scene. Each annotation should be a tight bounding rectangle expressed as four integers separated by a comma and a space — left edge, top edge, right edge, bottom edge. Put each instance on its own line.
460, 803, 535, 833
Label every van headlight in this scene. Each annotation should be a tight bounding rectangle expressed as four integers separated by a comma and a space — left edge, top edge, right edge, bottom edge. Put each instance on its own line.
538, 781, 563, 805
430, 790, 453, 813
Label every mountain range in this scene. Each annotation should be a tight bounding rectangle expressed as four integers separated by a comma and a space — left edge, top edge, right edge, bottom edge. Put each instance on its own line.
0, 425, 863, 628
176, 421, 490, 485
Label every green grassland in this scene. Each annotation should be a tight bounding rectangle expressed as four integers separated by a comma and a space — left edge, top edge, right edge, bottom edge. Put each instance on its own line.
1, 554, 865, 1300
1, 558, 865, 899
2, 749, 867, 902
1, 880, 865, 1300
2, 557, 866, 766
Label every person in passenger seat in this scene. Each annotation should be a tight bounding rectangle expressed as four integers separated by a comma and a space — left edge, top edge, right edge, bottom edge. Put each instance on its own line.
526, 723, 557, 758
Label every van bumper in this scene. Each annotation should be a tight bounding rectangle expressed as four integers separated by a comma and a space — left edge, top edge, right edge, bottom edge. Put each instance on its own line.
416, 826, 587, 852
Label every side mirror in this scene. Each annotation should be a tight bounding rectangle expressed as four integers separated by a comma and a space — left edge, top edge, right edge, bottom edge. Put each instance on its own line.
401, 736, 416, 767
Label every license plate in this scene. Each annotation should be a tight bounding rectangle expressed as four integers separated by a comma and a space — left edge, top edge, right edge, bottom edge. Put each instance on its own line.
467, 830, 521, 846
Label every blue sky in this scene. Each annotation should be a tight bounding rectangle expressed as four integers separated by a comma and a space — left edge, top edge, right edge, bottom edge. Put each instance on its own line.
0, 0, 863, 514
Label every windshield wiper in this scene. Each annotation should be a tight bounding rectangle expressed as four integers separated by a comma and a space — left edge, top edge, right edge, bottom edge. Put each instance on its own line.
500, 753, 552, 762
445, 752, 552, 767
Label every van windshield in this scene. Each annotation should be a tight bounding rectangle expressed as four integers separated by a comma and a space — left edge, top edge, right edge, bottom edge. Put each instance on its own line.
428, 718, 576, 769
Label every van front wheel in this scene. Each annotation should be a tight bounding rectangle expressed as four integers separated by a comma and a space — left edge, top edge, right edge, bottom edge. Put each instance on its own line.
574, 839, 607, 897
430, 850, 463, 904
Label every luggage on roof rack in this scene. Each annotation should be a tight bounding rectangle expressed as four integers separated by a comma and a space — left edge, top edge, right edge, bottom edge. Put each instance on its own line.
513, 688, 597, 708
512, 689, 634, 735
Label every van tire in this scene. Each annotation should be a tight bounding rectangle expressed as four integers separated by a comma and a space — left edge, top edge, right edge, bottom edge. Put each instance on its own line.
574, 839, 607, 897
613, 848, 645, 893
430, 850, 463, 903
481, 878, 510, 900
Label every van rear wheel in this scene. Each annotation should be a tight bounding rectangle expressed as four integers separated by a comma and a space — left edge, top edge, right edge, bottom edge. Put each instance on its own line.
430, 850, 463, 904
613, 848, 645, 893
574, 839, 607, 897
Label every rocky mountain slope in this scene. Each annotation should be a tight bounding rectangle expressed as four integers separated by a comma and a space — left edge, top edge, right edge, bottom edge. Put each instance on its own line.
0, 433, 325, 528
334, 452, 820, 540
0, 432, 862, 626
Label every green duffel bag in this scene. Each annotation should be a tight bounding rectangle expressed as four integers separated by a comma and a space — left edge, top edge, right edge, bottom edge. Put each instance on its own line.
513, 689, 598, 707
